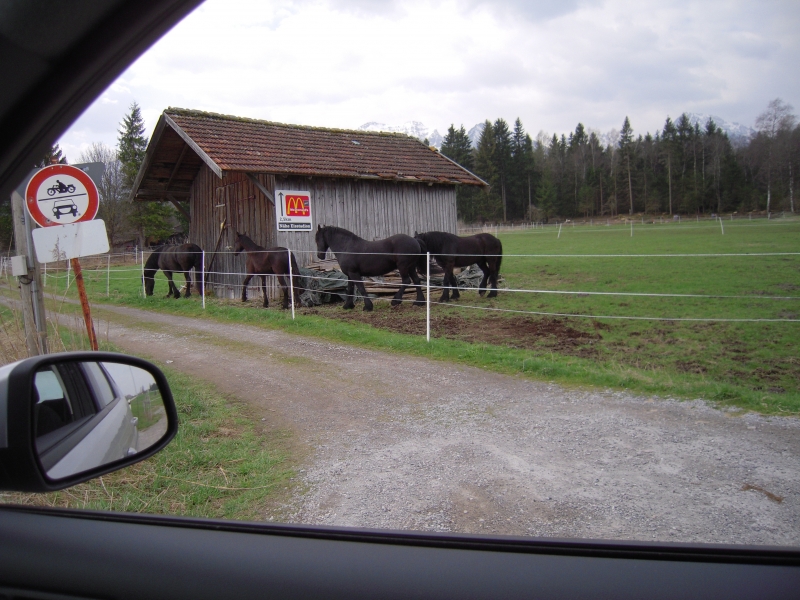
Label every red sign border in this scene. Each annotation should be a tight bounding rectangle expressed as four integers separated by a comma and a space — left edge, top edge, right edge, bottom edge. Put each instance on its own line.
25, 164, 99, 228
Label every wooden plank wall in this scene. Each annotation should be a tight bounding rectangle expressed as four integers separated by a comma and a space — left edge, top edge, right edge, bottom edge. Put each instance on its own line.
188, 167, 278, 300
271, 175, 457, 267
189, 165, 458, 300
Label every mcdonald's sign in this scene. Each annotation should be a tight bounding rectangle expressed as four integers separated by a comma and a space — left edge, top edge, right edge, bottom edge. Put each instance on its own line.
275, 189, 313, 231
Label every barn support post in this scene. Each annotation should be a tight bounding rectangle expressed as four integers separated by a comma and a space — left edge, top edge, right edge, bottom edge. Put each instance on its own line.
426, 251, 430, 343
202, 250, 206, 309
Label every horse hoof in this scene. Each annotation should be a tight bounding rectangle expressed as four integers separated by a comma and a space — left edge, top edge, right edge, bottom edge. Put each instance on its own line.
438, 296, 449, 303
343, 304, 355, 310
363, 305, 373, 312
390, 300, 401, 307
478, 291, 486, 298
413, 300, 425, 307
487, 291, 498, 298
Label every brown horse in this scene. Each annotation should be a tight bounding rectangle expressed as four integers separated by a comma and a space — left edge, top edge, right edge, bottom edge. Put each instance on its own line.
234, 232, 303, 309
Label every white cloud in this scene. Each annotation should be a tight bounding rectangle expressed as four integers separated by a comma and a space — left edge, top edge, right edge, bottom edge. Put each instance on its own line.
58, 0, 800, 155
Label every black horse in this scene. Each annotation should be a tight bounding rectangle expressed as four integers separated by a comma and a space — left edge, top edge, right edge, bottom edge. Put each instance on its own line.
144, 243, 203, 298
414, 231, 502, 302
234, 232, 303, 309
315, 225, 425, 311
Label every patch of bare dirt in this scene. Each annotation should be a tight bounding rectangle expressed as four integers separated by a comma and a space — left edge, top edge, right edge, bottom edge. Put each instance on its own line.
312, 305, 600, 356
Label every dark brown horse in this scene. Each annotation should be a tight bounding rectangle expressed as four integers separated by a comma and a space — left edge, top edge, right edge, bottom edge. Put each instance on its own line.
234, 232, 302, 309
315, 225, 425, 311
414, 231, 502, 302
144, 243, 203, 298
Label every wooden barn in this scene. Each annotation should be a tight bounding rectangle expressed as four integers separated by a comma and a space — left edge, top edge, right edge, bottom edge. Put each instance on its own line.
131, 108, 485, 297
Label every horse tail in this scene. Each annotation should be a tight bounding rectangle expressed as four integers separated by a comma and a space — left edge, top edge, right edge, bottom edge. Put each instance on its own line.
495, 239, 503, 274
289, 251, 305, 292
415, 237, 428, 274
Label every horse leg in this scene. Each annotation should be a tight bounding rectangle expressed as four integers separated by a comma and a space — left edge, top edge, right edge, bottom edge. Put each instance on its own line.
183, 270, 192, 297
165, 272, 180, 298
241, 274, 253, 302
355, 278, 373, 311
261, 275, 269, 308
392, 270, 409, 307
409, 268, 425, 307
343, 276, 356, 309
487, 258, 499, 298
476, 260, 490, 297
439, 258, 454, 302
449, 260, 460, 300
277, 275, 290, 309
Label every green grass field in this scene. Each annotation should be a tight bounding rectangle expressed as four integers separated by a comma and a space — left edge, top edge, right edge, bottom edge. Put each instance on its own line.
29, 217, 800, 415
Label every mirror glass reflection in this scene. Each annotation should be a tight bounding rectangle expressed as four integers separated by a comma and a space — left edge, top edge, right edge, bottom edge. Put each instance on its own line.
33, 361, 167, 480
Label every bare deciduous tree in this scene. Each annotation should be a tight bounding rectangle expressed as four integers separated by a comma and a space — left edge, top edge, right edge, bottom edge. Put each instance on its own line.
754, 99, 796, 214
79, 142, 131, 247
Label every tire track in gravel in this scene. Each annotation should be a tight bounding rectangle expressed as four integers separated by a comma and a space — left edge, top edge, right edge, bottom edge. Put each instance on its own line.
47, 302, 800, 545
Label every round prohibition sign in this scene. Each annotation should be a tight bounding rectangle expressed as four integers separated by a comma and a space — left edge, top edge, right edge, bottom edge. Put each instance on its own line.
25, 164, 99, 227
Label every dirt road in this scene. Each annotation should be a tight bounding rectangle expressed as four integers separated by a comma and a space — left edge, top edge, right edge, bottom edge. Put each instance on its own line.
74, 304, 800, 545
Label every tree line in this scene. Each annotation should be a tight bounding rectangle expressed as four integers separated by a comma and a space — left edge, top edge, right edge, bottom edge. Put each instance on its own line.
442, 98, 799, 223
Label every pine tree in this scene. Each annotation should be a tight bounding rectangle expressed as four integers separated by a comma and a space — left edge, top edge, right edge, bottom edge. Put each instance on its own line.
619, 117, 635, 214
118, 102, 174, 246
492, 118, 512, 221
441, 125, 477, 221
36, 143, 67, 167
510, 118, 536, 220
473, 121, 501, 222
440, 124, 474, 170
118, 102, 147, 188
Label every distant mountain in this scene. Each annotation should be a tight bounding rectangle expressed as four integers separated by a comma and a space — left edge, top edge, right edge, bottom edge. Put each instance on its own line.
684, 113, 754, 146
467, 123, 485, 148
358, 121, 443, 148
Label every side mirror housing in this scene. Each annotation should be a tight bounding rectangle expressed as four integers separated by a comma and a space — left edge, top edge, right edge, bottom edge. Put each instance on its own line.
0, 352, 177, 492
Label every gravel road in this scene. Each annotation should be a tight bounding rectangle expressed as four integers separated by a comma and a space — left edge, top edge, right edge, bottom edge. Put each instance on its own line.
80, 304, 800, 545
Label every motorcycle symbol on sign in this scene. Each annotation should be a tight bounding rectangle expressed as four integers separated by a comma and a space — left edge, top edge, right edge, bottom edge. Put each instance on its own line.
47, 180, 76, 196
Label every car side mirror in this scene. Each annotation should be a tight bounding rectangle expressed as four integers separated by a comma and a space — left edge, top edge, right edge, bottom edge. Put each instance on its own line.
0, 352, 178, 492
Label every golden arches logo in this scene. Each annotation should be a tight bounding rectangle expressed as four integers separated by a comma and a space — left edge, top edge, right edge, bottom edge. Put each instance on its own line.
286, 195, 310, 217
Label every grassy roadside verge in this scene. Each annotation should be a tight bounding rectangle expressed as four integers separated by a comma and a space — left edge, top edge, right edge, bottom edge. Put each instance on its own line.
0, 351, 295, 520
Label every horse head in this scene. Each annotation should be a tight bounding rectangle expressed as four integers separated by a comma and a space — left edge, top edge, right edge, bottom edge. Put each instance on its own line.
143, 273, 155, 296
315, 224, 329, 259
233, 232, 245, 255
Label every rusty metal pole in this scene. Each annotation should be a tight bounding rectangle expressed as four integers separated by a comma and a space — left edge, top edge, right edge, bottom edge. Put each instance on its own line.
70, 257, 98, 350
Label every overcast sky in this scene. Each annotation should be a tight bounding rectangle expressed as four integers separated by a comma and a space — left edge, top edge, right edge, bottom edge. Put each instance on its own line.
59, 0, 799, 160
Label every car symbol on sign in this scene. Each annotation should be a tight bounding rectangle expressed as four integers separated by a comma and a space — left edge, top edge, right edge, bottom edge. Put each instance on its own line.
52, 199, 78, 219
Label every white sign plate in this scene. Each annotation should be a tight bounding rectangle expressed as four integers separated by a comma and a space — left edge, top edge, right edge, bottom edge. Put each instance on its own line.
32, 220, 110, 263
275, 190, 313, 231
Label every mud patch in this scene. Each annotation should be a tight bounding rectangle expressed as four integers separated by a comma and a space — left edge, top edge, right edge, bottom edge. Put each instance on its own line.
317, 306, 600, 356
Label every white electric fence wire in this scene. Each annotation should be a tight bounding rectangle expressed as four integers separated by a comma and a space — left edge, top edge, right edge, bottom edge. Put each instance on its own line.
429, 301, 800, 323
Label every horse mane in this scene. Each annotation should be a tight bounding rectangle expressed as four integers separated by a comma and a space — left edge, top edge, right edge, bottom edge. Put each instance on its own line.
321, 225, 362, 241
143, 246, 163, 273
236, 233, 263, 251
